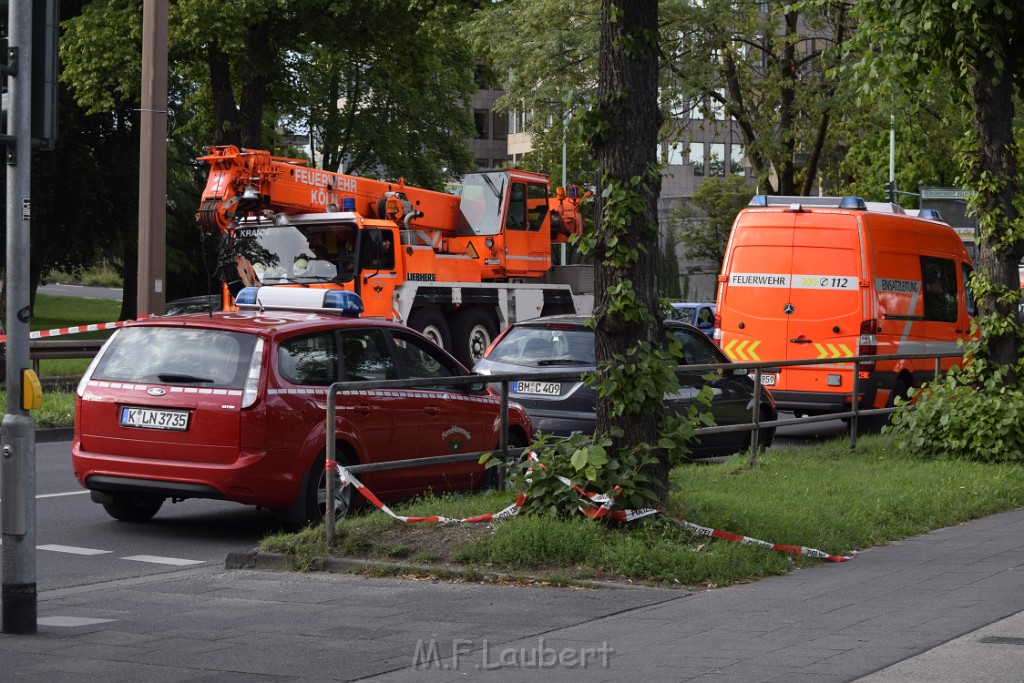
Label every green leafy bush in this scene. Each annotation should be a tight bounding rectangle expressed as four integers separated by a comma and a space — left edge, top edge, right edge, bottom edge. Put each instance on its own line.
889, 365, 1024, 462
486, 432, 663, 517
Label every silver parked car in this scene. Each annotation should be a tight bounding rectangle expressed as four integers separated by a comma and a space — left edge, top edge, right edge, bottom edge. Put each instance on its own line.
473, 315, 776, 458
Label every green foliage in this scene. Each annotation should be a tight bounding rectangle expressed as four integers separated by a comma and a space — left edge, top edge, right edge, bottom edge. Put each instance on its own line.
0, 390, 75, 429
491, 433, 664, 516
669, 174, 752, 267
889, 366, 1024, 462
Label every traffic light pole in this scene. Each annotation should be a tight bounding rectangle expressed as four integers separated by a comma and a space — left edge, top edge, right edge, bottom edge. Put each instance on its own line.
2, 0, 38, 635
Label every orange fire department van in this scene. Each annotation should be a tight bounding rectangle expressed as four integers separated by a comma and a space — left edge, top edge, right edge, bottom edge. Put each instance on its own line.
714, 195, 976, 417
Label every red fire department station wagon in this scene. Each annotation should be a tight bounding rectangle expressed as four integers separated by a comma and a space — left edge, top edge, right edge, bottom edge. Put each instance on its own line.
72, 288, 532, 525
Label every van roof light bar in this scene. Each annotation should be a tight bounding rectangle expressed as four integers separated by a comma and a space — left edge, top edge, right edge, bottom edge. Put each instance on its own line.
748, 195, 870, 209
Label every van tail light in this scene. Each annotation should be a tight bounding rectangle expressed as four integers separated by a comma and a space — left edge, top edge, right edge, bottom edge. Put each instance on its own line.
858, 320, 878, 371
712, 313, 723, 347
241, 338, 265, 408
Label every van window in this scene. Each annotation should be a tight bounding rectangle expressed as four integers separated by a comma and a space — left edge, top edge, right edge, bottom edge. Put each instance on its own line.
279, 333, 337, 386
962, 263, 978, 318
921, 256, 959, 323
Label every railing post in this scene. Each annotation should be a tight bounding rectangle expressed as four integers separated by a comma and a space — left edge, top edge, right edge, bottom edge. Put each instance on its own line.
498, 380, 509, 490
749, 367, 762, 466
850, 360, 860, 451
325, 384, 338, 548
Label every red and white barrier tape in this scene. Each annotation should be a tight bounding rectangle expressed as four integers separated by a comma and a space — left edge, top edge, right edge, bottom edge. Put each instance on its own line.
535, 451, 856, 563
0, 315, 154, 342
331, 454, 855, 562
333, 462, 526, 524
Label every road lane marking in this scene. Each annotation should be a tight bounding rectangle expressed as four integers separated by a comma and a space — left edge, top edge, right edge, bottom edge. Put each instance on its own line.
38, 544, 112, 555
38, 616, 116, 627
122, 555, 205, 566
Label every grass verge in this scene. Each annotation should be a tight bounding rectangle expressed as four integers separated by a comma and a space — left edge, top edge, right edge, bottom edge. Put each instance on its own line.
260, 433, 1024, 588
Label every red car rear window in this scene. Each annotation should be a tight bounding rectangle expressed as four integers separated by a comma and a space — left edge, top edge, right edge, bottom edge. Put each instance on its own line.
93, 327, 258, 389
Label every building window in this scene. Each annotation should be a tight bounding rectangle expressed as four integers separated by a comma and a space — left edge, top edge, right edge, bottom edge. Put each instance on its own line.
712, 143, 729, 176
666, 142, 685, 166
689, 142, 705, 177
475, 159, 488, 170
493, 111, 508, 140
730, 145, 746, 175
709, 143, 726, 177
474, 109, 489, 140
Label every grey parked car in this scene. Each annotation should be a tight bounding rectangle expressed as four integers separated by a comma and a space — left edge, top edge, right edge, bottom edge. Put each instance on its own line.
473, 315, 776, 458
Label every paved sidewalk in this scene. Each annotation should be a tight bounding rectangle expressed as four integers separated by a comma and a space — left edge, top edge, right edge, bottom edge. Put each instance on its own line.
3, 507, 1024, 682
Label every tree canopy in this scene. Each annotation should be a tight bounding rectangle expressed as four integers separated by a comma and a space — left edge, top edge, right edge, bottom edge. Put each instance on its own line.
852, 0, 1024, 378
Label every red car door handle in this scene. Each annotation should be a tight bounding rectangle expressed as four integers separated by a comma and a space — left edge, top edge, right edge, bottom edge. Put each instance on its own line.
354, 403, 372, 416
423, 406, 440, 416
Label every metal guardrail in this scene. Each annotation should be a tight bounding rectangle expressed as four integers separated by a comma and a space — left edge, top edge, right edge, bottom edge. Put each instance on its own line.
0, 338, 106, 380
321, 349, 964, 545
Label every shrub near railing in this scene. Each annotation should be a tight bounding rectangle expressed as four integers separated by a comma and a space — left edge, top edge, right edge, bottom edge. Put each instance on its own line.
889, 364, 1024, 462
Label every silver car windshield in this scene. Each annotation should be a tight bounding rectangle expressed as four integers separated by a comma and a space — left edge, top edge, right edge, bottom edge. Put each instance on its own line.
487, 326, 595, 367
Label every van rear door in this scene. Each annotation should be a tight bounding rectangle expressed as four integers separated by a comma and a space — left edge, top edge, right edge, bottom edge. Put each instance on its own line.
718, 210, 796, 378
782, 212, 863, 393
719, 209, 863, 392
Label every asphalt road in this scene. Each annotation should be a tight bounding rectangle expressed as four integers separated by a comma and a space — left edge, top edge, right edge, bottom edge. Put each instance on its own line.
38, 283, 123, 301
27, 438, 281, 592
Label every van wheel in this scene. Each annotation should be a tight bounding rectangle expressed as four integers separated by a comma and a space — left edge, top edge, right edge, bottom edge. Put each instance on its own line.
408, 308, 452, 351
304, 450, 355, 525
452, 308, 497, 367
101, 493, 164, 522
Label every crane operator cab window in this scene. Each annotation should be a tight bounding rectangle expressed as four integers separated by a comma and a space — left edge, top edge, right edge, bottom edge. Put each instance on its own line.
507, 183, 528, 231
526, 184, 548, 231
361, 229, 395, 271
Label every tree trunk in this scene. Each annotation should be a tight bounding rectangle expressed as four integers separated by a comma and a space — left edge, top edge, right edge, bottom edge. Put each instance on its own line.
592, 0, 669, 502
208, 44, 240, 147
777, 11, 799, 195
969, 40, 1023, 380
239, 21, 271, 149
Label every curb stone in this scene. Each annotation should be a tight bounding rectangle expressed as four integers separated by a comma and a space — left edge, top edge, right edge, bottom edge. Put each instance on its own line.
225, 550, 680, 591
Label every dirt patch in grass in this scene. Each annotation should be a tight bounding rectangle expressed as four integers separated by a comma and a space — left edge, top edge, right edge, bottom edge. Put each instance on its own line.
325, 521, 688, 589
334, 521, 493, 564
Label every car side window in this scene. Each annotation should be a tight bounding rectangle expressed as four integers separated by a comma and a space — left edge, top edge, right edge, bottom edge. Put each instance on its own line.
674, 328, 720, 365
278, 333, 337, 386
388, 331, 462, 388
340, 329, 396, 382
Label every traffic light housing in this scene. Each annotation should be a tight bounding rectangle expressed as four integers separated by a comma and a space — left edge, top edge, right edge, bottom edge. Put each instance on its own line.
883, 180, 896, 203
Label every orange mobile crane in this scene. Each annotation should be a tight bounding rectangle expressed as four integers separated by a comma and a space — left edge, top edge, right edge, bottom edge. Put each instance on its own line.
197, 145, 594, 366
